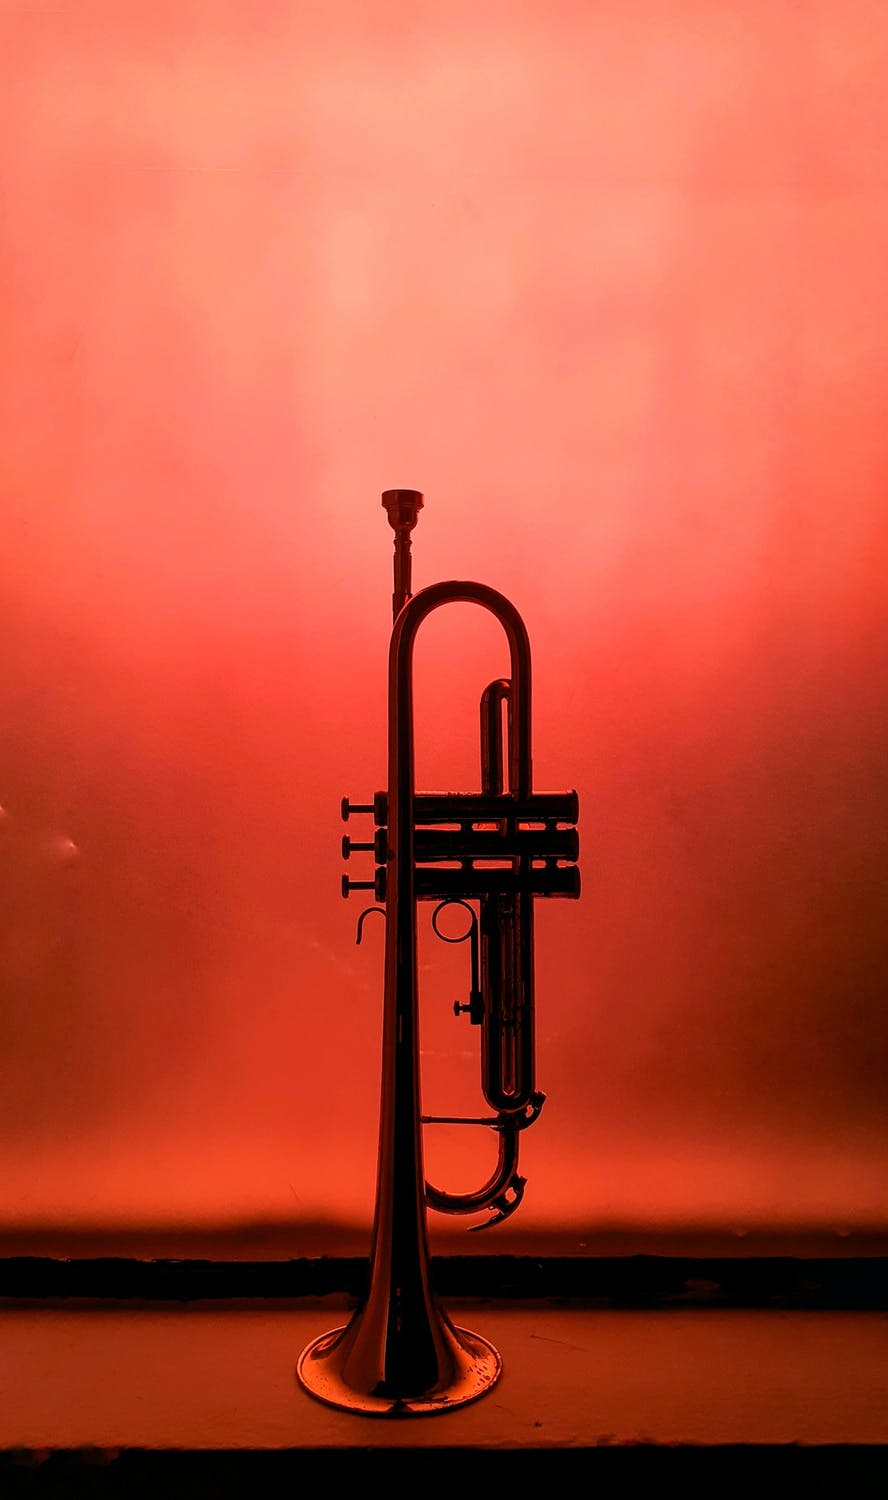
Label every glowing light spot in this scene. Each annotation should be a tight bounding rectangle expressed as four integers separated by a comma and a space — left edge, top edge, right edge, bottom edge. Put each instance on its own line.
52, 837, 80, 865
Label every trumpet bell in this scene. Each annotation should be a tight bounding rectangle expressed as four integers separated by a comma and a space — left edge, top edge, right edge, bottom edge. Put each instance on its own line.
297, 1312, 501, 1416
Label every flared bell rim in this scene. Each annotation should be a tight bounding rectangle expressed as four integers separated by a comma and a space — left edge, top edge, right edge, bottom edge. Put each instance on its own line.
296, 1322, 502, 1417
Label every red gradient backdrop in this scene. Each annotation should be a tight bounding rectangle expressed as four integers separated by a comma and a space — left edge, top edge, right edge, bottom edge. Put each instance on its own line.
2, 1, 887, 1249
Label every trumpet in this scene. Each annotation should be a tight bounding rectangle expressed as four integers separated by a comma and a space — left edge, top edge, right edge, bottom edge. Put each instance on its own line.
296, 490, 580, 1415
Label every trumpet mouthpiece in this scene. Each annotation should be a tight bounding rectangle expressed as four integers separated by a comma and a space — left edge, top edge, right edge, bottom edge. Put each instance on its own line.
382, 489, 424, 531
382, 490, 424, 620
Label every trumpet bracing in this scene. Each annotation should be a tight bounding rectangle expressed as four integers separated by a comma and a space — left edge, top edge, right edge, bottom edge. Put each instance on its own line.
296, 491, 580, 1415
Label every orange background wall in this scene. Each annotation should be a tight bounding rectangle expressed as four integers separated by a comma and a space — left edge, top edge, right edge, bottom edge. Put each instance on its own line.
2, 1, 886, 1247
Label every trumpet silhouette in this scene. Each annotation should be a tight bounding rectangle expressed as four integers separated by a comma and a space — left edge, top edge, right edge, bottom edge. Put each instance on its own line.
297, 490, 580, 1414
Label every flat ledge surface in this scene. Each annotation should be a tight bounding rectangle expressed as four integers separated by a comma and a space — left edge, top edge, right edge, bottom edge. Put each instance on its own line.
1, 1301, 886, 1455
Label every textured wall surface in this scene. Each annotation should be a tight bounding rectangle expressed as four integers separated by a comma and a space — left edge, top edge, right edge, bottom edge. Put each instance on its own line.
1, 1, 886, 1245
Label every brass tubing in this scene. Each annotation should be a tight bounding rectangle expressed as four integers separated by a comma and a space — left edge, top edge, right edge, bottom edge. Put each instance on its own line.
413, 827, 579, 861
297, 494, 580, 1415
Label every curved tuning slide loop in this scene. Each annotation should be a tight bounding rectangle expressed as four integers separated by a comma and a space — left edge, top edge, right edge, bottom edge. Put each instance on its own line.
468, 1174, 526, 1231
424, 1115, 526, 1228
